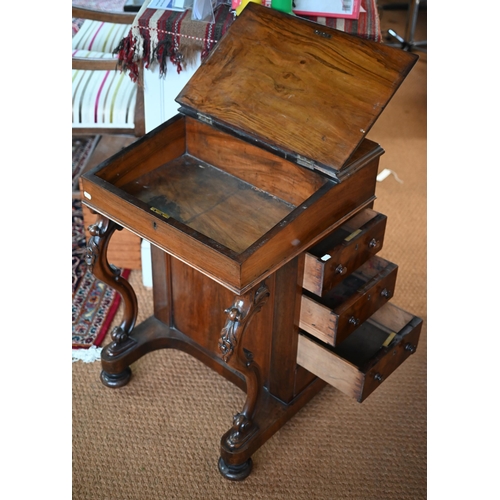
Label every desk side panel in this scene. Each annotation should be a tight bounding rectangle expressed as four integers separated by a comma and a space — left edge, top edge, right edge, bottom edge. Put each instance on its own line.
168, 257, 274, 385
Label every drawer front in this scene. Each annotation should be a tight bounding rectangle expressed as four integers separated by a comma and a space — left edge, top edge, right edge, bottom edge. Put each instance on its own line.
303, 209, 387, 297
297, 302, 422, 403
299, 256, 398, 346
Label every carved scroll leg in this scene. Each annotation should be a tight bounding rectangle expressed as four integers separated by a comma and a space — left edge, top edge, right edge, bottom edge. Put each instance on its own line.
217, 283, 270, 480
85, 215, 138, 388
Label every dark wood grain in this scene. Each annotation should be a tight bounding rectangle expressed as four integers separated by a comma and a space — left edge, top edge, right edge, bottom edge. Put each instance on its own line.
92, 115, 186, 187
72, 58, 120, 71
121, 154, 294, 253
237, 155, 381, 291
168, 257, 274, 385
151, 243, 173, 326
80, 174, 244, 289
82, 203, 142, 270
177, 3, 418, 175
300, 256, 398, 346
297, 302, 422, 402
268, 255, 305, 403
72, 6, 135, 24
82, 118, 382, 293
303, 209, 387, 296
185, 118, 327, 206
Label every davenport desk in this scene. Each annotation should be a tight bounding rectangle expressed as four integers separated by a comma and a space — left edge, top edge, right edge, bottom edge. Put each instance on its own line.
81, 4, 422, 480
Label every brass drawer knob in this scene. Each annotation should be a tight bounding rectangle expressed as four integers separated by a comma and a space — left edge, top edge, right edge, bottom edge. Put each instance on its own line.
374, 373, 384, 382
369, 238, 380, 249
405, 343, 416, 354
335, 264, 347, 275
348, 316, 359, 326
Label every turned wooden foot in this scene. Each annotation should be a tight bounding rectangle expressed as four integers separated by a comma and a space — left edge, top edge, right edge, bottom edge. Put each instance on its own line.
218, 457, 253, 481
100, 367, 132, 388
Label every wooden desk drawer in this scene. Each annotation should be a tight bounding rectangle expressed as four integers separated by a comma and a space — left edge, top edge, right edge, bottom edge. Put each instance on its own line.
297, 302, 422, 403
300, 255, 397, 347
303, 209, 387, 297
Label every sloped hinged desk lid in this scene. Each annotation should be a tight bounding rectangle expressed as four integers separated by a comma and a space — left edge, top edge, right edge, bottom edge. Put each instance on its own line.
176, 3, 418, 180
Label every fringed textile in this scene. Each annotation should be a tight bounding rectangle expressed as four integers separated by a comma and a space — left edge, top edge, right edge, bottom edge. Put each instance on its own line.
114, 3, 235, 82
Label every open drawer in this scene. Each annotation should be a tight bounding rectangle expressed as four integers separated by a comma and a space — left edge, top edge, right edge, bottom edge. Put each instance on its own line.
300, 255, 397, 346
297, 302, 422, 403
302, 209, 387, 297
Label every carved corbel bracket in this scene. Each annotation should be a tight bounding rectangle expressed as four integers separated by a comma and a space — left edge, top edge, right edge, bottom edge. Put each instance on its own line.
85, 215, 138, 355
219, 283, 270, 450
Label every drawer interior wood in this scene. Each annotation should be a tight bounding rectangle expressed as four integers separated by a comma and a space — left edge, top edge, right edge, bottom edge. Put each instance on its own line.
297, 302, 422, 402
300, 256, 397, 346
307, 209, 380, 259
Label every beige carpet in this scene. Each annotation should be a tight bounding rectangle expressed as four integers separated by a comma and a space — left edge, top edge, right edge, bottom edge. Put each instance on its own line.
73, 5, 427, 499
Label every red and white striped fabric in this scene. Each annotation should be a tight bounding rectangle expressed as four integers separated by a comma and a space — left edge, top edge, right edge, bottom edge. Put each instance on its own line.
72, 49, 137, 129
72, 17, 137, 129
72, 19, 131, 53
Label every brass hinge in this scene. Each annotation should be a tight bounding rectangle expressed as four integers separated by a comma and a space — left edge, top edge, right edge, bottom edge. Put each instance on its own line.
296, 155, 315, 170
197, 113, 213, 125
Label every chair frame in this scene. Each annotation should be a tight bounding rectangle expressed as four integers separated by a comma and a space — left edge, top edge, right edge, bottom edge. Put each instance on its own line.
72, 6, 145, 136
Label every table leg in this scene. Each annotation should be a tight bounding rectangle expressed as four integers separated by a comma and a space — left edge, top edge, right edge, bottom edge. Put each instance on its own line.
85, 215, 139, 387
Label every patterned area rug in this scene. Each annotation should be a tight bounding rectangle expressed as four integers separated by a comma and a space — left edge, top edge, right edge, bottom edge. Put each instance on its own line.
72, 136, 99, 192
72, 138, 130, 349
